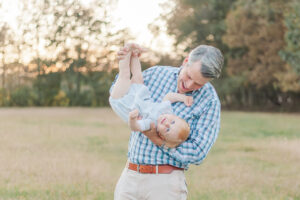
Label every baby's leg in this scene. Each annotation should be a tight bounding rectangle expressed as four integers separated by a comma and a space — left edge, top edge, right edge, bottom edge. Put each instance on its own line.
110, 51, 132, 99
130, 50, 143, 84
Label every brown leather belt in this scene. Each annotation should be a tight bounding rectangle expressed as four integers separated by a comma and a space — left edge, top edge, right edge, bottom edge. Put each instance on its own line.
128, 162, 184, 174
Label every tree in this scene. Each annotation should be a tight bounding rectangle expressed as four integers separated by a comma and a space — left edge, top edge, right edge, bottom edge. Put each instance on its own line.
44, 0, 129, 105
0, 23, 11, 89
14, 0, 54, 105
0, 0, 136, 107
280, 0, 300, 74
223, 0, 287, 88
158, 0, 236, 54
222, 0, 300, 108
277, 0, 300, 92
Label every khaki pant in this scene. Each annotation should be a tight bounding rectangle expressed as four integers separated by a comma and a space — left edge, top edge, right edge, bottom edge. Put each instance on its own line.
114, 163, 188, 200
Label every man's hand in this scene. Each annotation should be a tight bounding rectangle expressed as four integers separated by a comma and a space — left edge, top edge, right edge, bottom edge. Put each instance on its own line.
184, 96, 193, 106
142, 123, 165, 146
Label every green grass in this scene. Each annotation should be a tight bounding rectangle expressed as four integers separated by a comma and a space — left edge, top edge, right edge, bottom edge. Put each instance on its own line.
0, 108, 299, 199
221, 112, 300, 139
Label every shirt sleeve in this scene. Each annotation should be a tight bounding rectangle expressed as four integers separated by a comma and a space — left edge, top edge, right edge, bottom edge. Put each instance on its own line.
159, 99, 221, 166
137, 119, 152, 131
143, 66, 160, 86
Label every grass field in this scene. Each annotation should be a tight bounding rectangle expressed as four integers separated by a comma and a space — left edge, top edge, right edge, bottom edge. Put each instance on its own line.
0, 108, 299, 200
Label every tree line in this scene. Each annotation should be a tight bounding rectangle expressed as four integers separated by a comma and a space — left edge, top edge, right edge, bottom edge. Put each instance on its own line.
0, 0, 299, 111
153, 0, 300, 111
0, 0, 128, 106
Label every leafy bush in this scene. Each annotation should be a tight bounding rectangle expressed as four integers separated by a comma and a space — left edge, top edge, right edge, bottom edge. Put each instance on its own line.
33, 73, 61, 106
52, 90, 70, 106
0, 88, 9, 106
10, 86, 37, 106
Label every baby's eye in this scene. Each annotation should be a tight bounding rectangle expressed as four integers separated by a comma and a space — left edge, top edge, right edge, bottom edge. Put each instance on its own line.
171, 121, 175, 124
166, 128, 170, 132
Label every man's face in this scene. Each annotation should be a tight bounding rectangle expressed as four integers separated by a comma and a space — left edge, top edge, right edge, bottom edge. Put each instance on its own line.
177, 60, 211, 93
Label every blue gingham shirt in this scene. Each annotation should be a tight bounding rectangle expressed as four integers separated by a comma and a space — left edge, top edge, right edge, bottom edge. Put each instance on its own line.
110, 66, 221, 169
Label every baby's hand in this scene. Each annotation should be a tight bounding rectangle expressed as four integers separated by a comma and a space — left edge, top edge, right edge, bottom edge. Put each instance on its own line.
129, 109, 140, 119
184, 96, 193, 106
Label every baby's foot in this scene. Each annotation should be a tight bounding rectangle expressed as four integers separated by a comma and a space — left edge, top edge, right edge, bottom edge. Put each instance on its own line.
130, 49, 143, 83
131, 49, 141, 69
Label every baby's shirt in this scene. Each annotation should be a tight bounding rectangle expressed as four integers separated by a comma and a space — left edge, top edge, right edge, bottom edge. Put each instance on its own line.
136, 100, 173, 131
109, 83, 173, 131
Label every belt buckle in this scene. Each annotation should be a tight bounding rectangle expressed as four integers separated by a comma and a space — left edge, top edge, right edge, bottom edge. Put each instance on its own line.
138, 165, 155, 173
136, 164, 159, 174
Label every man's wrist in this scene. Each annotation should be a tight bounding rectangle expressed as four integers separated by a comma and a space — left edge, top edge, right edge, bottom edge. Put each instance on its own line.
148, 135, 165, 146
159, 140, 166, 148
160, 141, 174, 151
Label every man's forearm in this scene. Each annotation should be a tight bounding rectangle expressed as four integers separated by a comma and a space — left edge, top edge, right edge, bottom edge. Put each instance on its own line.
147, 134, 165, 146
142, 123, 165, 147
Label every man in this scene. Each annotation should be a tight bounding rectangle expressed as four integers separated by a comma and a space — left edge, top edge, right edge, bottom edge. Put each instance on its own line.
112, 43, 224, 200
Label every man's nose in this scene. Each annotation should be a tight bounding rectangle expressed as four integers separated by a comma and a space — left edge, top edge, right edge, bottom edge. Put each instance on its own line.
186, 80, 194, 88
165, 123, 170, 128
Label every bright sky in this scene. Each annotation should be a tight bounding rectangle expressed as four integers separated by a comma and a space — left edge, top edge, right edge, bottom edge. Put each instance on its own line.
0, 0, 19, 30
0, 0, 174, 53
112, 0, 174, 52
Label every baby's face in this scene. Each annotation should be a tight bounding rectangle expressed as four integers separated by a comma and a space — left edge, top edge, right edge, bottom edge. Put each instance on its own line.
157, 114, 184, 143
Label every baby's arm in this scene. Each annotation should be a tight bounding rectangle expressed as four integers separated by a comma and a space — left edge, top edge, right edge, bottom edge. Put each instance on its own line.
129, 109, 151, 132
129, 109, 142, 131
163, 93, 193, 106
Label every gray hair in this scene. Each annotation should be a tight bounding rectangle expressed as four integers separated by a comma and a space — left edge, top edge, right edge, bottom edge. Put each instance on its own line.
188, 45, 224, 79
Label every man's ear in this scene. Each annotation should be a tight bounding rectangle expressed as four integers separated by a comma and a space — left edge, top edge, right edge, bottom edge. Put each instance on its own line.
182, 57, 189, 65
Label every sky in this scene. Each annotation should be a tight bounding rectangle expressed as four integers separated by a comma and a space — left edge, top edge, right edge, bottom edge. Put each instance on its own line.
0, 0, 174, 53
0, 0, 19, 30
112, 0, 174, 52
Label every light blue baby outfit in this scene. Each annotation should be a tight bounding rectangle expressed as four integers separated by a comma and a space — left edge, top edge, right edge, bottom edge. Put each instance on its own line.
109, 84, 173, 131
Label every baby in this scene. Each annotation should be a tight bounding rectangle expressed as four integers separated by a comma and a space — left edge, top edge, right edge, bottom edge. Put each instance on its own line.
109, 47, 193, 148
